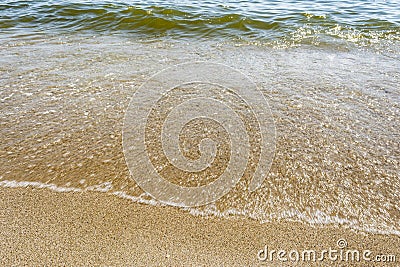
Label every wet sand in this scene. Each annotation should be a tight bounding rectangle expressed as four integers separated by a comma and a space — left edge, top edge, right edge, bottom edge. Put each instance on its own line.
1, 187, 398, 266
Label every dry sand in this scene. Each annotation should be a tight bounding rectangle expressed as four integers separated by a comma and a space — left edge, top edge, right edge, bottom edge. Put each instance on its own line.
1, 187, 399, 266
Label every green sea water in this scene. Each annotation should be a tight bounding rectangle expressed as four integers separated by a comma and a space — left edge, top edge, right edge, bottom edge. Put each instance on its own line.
1, 0, 399, 46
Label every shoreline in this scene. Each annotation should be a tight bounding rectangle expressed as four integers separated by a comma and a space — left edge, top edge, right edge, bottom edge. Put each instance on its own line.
1, 187, 398, 266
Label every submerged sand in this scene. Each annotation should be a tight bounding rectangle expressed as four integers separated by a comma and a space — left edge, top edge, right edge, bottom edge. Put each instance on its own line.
1, 187, 398, 266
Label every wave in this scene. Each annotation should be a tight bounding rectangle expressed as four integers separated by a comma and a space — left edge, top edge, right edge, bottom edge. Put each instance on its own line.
1, 179, 399, 236
1, 1, 399, 45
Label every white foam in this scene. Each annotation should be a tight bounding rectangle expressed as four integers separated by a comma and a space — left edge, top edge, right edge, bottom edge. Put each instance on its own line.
86, 182, 113, 192
1, 179, 399, 236
111, 191, 162, 206
0, 180, 81, 193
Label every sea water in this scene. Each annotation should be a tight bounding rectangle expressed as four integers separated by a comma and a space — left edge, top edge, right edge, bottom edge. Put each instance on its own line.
0, 0, 399, 235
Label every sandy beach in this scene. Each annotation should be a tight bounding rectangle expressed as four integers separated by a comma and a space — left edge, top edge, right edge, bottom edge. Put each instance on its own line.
1, 187, 398, 266
1, 1, 400, 266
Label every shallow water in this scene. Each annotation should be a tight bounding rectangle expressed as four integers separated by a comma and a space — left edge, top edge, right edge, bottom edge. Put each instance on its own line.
0, 1, 399, 235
